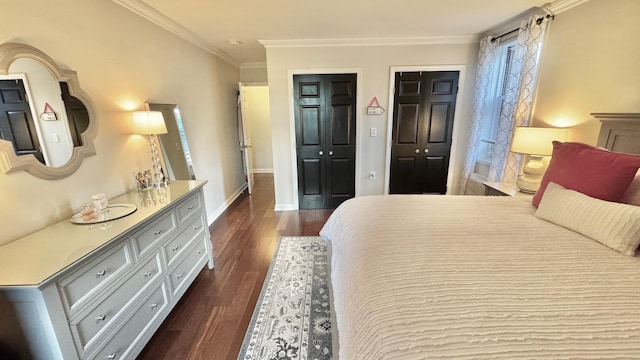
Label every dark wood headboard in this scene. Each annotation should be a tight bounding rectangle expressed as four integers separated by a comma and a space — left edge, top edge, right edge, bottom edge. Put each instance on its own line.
593, 113, 640, 154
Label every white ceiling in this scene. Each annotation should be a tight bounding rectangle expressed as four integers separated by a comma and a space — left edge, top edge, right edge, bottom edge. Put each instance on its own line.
116, 0, 554, 65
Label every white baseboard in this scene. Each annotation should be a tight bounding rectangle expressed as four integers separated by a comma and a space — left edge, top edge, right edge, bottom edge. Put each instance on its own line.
207, 184, 248, 225
274, 203, 297, 211
251, 168, 274, 174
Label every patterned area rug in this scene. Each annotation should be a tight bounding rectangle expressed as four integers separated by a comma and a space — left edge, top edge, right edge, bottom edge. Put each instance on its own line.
238, 236, 333, 360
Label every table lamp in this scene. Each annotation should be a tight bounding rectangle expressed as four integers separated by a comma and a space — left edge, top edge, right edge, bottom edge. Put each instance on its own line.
132, 110, 168, 187
510, 126, 568, 193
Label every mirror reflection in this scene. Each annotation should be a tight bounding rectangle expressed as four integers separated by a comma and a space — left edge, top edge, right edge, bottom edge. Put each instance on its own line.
0, 58, 89, 167
146, 103, 195, 180
0, 42, 96, 179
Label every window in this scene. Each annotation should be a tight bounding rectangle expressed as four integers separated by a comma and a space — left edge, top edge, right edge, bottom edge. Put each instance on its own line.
477, 39, 516, 166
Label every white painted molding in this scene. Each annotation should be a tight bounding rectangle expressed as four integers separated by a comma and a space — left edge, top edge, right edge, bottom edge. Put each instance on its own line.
260, 35, 478, 48
274, 204, 297, 211
251, 168, 274, 174
545, 0, 590, 14
240, 62, 267, 69
112, 0, 239, 67
206, 183, 247, 225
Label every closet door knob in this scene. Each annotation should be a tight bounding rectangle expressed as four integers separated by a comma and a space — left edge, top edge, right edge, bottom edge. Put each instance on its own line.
318, 151, 324, 156
424, 148, 429, 153
328, 151, 334, 156
415, 149, 420, 154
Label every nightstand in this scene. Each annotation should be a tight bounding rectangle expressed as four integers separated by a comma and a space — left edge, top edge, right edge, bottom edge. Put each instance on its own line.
482, 181, 534, 199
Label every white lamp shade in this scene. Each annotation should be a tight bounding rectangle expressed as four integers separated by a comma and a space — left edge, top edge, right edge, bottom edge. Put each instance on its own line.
132, 111, 168, 135
510, 127, 568, 156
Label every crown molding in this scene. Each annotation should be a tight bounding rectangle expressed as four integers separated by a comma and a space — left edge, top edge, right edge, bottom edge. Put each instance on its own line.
259, 35, 478, 48
545, 0, 590, 14
240, 62, 267, 69
113, 0, 240, 67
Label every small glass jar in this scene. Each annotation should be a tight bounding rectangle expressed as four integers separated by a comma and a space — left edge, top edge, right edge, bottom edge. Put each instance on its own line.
81, 205, 96, 221
92, 193, 108, 212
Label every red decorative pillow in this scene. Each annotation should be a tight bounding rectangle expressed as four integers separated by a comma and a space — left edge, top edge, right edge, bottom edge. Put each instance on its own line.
532, 142, 640, 207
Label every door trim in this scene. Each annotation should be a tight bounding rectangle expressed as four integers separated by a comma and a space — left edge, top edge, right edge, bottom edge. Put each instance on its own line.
287, 68, 363, 210
384, 65, 466, 195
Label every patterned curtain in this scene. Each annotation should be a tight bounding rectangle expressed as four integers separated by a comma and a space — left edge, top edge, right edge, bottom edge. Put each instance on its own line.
490, 15, 550, 185
458, 35, 499, 194
459, 15, 550, 193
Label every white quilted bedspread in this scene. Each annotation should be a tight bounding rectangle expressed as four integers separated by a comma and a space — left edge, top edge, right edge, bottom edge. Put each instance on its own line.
320, 195, 640, 359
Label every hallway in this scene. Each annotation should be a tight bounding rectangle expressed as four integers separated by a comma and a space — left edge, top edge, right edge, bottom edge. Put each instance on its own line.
139, 174, 333, 359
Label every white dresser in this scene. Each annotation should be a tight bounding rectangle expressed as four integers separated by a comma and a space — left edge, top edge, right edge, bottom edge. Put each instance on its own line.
0, 180, 213, 360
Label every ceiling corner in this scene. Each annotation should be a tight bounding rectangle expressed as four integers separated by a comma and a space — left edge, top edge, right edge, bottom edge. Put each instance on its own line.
112, 0, 240, 67
545, 0, 590, 14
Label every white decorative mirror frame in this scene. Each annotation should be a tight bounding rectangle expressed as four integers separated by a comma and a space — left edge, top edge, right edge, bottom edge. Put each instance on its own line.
0, 42, 97, 180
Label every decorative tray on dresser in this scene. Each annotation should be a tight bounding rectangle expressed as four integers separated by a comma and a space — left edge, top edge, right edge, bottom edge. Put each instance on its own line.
0, 180, 213, 360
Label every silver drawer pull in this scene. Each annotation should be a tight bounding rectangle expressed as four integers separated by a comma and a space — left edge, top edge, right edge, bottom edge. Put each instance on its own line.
194, 225, 201, 230
107, 352, 116, 359
197, 249, 204, 254
97, 270, 106, 277
176, 274, 183, 279
150, 303, 159, 309
96, 314, 107, 321
187, 205, 194, 210
154, 229, 162, 235
171, 246, 179, 252
143, 271, 153, 277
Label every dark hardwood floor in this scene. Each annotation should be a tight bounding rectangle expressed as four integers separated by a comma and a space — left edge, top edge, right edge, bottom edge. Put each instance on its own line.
138, 173, 333, 360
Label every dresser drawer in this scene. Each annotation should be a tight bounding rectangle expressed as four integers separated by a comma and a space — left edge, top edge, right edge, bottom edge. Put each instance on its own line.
176, 192, 202, 223
164, 215, 206, 267
131, 210, 177, 258
88, 282, 168, 360
168, 237, 208, 296
70, 253, 162, 353
58, 242, 132, 313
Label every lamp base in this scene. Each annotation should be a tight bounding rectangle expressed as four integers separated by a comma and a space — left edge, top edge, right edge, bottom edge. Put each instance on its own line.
516, 175, 542, 193
516, 155, 547, 193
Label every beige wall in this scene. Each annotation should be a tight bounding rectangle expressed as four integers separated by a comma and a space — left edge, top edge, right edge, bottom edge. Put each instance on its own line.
532, 0, 640, 142
240, 65, 268, 83
265, 43, 478, 209
243, 86, 273, 172
0, 0, 245, 245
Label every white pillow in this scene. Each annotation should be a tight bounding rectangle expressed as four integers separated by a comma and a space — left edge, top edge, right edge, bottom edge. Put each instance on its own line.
535, 182, 640, 256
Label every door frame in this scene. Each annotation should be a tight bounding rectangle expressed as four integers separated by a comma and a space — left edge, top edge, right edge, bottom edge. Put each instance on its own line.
287, 68, 362, 210
238, 81, 269, 195
384, 65, 466, 195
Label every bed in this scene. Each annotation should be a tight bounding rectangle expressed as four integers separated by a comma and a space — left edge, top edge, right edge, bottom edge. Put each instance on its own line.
320, 113, 640, 359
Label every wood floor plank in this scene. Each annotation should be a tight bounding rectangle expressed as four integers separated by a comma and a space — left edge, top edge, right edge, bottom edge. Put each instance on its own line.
137, 174, 333, 360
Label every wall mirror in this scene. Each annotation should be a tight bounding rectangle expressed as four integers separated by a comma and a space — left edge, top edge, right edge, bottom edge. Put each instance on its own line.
0, 42, 97, 180
145, 103, 195, 180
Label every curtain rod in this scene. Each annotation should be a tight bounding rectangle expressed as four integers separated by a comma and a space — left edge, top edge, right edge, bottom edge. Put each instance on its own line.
490, 13, 555, 43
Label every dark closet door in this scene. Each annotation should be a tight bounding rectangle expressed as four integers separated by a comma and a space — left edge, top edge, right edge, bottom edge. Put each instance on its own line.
0, 79, 45, 164
389, 71, 459, 194
294, 74, 356, 209
60, 82, 89, 148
